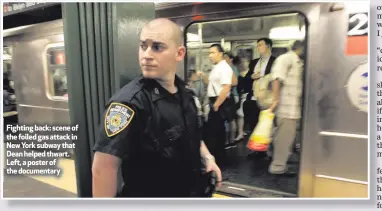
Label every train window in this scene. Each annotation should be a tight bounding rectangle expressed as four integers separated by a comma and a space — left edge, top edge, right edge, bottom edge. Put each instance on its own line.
3, 61, 11, 73
3, 47, 12, 74
45, 46, 68, 100
3, 47, 14, 91
185, 12, 307, 196
235, 46, 253, 62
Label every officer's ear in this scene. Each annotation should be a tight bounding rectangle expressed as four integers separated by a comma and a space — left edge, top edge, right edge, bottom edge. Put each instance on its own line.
175, 46, 186, 62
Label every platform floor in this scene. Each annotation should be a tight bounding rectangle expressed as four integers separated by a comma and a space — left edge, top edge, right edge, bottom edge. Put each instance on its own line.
3, 172, 77, 198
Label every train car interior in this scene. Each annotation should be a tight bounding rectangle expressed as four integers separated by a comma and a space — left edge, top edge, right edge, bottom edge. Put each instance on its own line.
185, 13, 306, 197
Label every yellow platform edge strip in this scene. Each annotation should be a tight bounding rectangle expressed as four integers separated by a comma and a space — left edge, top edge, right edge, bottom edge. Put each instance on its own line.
212, 193, 231, 198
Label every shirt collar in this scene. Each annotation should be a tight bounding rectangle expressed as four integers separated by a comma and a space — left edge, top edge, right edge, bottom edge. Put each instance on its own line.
142, 75, 193, 103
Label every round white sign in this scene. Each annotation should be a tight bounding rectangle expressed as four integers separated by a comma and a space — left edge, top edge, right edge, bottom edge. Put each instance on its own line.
346, 62, 368, 112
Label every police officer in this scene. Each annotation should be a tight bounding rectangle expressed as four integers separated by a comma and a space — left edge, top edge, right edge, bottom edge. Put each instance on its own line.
92, 18, 222, 197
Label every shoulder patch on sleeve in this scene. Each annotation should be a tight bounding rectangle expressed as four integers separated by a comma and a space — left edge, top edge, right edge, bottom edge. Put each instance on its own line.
104, 102, 135, 137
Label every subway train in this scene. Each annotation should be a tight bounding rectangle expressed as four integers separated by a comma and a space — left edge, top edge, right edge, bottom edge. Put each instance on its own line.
3, 2, 368, 198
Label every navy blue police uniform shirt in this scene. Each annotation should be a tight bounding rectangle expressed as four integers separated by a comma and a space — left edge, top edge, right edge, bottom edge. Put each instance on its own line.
93, 75, 203, 197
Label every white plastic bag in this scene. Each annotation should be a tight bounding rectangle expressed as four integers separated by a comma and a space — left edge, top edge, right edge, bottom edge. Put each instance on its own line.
247, 110, 275, 151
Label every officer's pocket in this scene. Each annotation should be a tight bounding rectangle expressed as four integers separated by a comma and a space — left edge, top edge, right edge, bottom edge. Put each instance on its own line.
159, 125, 184, 158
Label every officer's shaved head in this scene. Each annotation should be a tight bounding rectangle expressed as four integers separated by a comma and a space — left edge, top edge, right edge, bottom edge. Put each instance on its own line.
139, 18, 186, 80
142, 18, 183, 47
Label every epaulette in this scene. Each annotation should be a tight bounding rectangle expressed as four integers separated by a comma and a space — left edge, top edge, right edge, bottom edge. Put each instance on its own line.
107, 76, 145, 105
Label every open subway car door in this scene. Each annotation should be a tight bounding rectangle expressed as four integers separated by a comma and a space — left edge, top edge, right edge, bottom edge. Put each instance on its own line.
156, 2, 368, 198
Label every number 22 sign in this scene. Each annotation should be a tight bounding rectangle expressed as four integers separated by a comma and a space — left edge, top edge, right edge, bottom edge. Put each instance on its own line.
348, 13, 368, 36
346, 12, 368, 55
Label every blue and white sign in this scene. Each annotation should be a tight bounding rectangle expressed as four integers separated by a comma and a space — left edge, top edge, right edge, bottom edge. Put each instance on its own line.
346, 62, 368, 112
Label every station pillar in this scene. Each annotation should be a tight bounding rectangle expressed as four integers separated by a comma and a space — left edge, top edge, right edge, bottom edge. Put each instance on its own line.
61, 2, 155, 197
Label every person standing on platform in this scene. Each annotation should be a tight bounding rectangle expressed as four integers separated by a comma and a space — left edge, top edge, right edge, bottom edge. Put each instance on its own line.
92, 18, 222, 197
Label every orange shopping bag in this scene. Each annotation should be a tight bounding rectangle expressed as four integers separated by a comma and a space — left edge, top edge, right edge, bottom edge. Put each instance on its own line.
247, 110, 275, 151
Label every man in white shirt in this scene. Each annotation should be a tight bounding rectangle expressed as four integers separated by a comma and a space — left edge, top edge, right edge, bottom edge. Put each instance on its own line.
205, 43, 234, 164
267, 40, 304, 175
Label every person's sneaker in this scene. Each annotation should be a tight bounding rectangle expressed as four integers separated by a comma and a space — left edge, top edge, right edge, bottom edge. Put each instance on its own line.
224, 142, 237, 149
234, 135, 244, 141
269, 165, 297, 176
